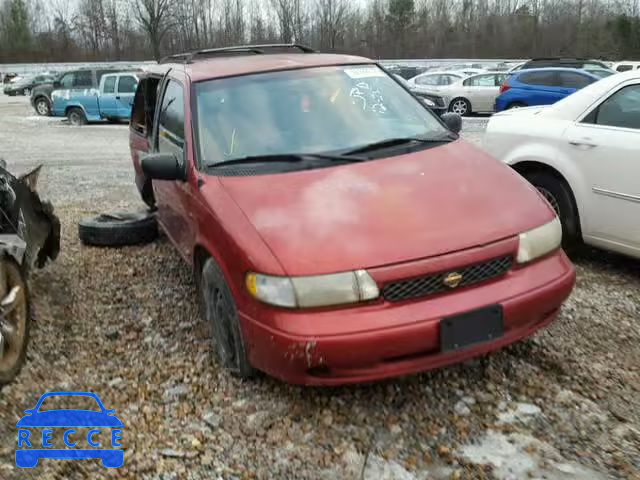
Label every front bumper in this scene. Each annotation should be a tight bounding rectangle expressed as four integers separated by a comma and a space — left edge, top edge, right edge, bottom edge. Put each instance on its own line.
241, 249, 575, 385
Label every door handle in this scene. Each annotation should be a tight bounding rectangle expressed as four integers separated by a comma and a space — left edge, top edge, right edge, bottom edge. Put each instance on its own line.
569, 139, 597, 148
116, 95, 121, 100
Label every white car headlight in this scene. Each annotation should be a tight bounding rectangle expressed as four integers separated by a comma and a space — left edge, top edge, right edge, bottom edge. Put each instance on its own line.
421, 97, 436, 108
245, 270, 379, 308
517, 217, 562, 264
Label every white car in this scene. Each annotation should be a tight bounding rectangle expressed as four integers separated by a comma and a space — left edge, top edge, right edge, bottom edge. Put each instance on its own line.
419, 72, 508, 115
407, 71, 467, 90
483, 69, 640, 258
612, 61, 640, 73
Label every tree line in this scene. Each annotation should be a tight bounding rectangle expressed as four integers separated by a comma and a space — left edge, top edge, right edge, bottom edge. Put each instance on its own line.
0, 0, 639, 64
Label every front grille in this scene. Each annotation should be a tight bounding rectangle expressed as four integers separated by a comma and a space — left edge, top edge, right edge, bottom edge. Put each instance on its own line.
382, 256, 513, 302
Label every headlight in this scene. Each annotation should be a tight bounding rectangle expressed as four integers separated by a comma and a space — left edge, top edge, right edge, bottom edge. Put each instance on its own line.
517, 217, 562, 264
245, 270, 379, 308
421, 97, 436, 107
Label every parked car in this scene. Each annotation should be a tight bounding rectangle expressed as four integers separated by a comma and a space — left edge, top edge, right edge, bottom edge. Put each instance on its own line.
495, 68, 600, 111
612, 61, 640, 73
418, 72, 508, 115
484, 69, 640, 258
393, 74, 447, 116
3, 74, 55, 96
2, 73, 17, 84
129, 44, 575, 385
385, 65, 428, 80
52, 72, 139, 126
519, 57, 612, 71
407, 71, 467, 89
30, 68, 124, 117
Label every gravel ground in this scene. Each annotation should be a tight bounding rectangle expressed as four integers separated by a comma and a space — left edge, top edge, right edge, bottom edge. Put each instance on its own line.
0, 95, 638, 480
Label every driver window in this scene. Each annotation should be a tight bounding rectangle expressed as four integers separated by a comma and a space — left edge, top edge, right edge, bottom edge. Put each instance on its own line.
157, 80, 185, 160
585, 85, 640, 130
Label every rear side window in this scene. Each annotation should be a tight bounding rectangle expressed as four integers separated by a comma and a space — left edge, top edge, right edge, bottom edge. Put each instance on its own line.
103, 76, 116, 94
518, 72, 558, 87
415, 74, 441, 86
59, 72, 75, 89
158, 80, 184, 144
118, 75, 138, 94
74, 71, 93, 88
441, 74, 460, 85
463, 74, 498, 87
616, 65, 633, 72
558, 72, 593, 89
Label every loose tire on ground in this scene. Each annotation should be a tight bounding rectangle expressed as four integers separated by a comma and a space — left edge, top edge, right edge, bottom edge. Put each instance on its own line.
199, 257, 255, 379
525, 171, 581, 249
78, 212, 158, 247
67, 107, 87, 126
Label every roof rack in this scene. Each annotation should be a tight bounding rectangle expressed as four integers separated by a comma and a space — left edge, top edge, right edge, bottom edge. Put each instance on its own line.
159, 44, 317, 64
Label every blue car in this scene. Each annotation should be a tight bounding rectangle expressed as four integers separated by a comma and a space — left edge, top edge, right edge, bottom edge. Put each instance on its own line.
495, 68, 600, 111
15, 391, 123, 468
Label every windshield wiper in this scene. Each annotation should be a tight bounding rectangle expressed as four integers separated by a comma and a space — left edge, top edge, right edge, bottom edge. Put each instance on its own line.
207, 153, 367, 168
342, 135, 456, 156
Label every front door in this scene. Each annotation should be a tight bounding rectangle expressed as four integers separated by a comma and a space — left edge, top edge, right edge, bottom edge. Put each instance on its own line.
152, 79, 193, 260
564, 82, 640, 253
115, 75, 138, 119
98, 74, 119, 118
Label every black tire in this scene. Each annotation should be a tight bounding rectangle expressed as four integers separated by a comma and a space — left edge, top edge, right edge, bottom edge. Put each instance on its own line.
449, 97, 471, 116
199, 257, 255, 379
0, 259, 30, 385
78, 212, 158, 247
507, 101, 527, 109
34, 97, 51, 116
525, 171, 580, 249
67, 107, 87, 126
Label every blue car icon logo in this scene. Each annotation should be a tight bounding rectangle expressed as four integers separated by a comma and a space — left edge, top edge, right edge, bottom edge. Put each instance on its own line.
16, 391, 123, 468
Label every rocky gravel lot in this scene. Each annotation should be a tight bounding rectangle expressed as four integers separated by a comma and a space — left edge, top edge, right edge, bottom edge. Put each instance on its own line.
0, 95, 638, 479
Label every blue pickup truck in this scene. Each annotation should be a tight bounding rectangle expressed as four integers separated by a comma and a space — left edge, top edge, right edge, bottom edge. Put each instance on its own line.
51, 72, 139, 126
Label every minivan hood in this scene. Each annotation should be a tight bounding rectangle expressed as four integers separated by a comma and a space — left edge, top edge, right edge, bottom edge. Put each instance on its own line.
219, 141, 554, 275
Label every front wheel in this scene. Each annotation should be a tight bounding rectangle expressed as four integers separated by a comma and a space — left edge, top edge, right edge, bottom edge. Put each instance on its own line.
199, 258, 255, 379
526, 172, 580, 250
449, 97, 471, 116
67, 107, 87, 126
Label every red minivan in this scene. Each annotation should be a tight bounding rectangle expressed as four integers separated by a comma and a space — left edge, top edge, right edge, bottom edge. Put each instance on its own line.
129, 45, 575, 385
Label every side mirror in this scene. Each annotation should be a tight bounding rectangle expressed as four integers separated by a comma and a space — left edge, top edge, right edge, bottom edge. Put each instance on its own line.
141, 153, 185, 181
441, 112, 462, 134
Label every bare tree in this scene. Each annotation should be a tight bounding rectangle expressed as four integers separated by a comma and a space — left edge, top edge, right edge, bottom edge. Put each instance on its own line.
131, 0, 173, 60
315, 0, 347, 50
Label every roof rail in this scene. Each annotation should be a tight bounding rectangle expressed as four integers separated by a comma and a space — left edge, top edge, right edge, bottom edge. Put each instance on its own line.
158, 44, 317, 64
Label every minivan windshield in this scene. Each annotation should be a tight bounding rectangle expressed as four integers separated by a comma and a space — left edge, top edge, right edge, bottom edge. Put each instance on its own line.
194, 65, 448, 166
